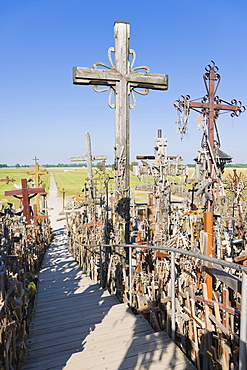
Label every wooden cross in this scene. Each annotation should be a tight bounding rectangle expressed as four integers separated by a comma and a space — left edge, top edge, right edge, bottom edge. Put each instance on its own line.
175, 61, 245, 299
73, 21, 168, 243
27, 157, 48, 213
71, 131, 107, 197
33, 204, 49, 225
5, 179, 45, 224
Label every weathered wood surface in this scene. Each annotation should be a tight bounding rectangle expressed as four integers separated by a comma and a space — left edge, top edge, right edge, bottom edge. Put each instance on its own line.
22, 231, 194, 370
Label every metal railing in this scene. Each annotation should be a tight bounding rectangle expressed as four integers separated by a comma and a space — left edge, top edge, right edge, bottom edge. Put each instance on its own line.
100, 243, 247, 370
72, 239, 247, 370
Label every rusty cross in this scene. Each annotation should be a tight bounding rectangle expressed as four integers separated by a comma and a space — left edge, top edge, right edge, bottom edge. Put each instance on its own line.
73, 20, 168, 243
5, 179, 45, 224
175, 61, 245, 182
174, 61, 245, 299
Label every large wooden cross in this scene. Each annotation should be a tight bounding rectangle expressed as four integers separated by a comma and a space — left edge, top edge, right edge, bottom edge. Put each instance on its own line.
73, 20, 168, 242
5, 179, 45, 224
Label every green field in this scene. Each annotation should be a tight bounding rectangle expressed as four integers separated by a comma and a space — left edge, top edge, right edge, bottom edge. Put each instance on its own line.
0, 166, 246, 207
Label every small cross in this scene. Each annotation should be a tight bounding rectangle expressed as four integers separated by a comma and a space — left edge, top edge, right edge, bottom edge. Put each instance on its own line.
33, 156, 39, 163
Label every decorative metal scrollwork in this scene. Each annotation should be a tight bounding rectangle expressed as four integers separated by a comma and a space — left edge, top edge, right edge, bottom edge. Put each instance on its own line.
91, 46, 151, 109
174, 95, 191, 140
174, 61, 246, 145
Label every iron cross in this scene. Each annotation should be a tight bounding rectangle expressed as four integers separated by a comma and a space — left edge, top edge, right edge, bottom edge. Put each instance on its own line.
174, 60, 245, 300
73, 20, 168, 242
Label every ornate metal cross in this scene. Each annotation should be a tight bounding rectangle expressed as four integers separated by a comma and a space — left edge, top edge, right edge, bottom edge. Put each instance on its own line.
174, 61, 245, 165
174, 61, 245, 299
73, 20, 168, 242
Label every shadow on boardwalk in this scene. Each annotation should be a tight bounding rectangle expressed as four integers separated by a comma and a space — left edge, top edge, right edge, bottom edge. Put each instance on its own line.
23, 229, 195, 370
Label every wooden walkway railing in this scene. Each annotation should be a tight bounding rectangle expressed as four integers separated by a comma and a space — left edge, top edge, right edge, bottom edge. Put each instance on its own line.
22, 230, 195, 370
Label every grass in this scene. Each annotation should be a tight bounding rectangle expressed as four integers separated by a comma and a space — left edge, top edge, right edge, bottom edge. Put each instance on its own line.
0, 167, 50, 207
0, 166, 246, 207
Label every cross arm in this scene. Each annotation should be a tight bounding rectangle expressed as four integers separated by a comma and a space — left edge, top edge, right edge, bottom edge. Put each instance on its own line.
26, 187, 46, 195
5, 187, 45, 197
71, 156, 87, 161
73, 67, 120, 86
71, 155, 107, 161
128, 72, 168, 90
189, 101, 240, 112
5, 189, 23, 196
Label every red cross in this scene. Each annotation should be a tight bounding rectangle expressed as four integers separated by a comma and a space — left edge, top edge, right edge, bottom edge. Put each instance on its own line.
5, 178, 45, 224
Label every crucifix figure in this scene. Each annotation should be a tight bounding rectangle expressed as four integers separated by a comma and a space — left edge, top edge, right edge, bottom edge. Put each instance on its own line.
73, 20, 168, 243
174, 60, 245, 298
5, 179, 46, 224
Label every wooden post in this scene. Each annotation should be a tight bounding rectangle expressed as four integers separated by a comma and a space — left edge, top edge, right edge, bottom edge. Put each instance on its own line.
71, 132, 107, 201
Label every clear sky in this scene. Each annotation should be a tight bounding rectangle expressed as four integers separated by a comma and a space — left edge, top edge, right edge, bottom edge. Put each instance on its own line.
0, 0, 246, 166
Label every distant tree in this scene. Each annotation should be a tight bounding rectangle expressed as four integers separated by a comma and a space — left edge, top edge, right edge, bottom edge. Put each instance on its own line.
0, 164, 7, 168
130, 161, 138, 171
15, 163, 20, 169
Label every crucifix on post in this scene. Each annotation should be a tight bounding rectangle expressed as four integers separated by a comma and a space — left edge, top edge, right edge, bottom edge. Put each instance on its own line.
73, 20, 168, 243
174, 60, 245, 299
5, 179, 46, 224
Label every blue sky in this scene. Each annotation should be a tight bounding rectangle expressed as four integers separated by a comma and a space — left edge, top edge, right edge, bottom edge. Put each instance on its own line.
0, 0, 246, 166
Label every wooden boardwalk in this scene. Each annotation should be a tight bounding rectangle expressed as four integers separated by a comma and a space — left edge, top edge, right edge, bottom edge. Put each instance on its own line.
22, 230, 195, 370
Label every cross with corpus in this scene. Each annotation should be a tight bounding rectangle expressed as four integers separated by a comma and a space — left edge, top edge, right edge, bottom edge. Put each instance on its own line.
73, 20, 168, 243
5, 179, 46, 224
174, 60, 245, 299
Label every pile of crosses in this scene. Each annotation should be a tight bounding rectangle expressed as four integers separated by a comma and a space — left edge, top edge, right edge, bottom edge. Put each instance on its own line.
65, 142, 247, 369
66, 46, 247, 369
0, 177, 52, 369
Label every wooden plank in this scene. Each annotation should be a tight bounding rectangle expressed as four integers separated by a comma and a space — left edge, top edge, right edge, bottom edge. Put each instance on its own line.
25, 332, 169, 361
24, 228, 195, 370
26, 322, 154, 350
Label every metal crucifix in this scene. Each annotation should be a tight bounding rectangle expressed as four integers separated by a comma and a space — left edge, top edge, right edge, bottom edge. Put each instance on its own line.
174, 60, 245, 299
73, 20, 168, 243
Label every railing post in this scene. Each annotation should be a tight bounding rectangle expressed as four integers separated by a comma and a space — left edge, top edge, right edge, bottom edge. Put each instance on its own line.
129, 245, 132, 308
239, 271, 247, 370
99, 245, 103, 287
171, 251, 176, 341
